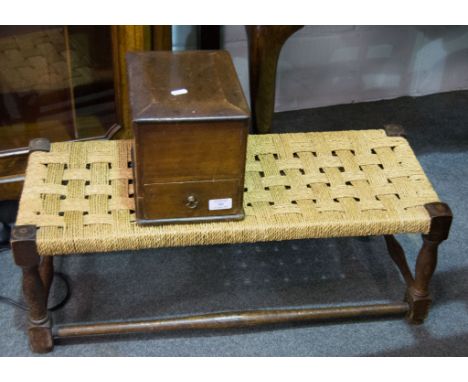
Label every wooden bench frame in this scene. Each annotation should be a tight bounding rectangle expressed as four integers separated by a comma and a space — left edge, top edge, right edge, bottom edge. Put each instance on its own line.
10, 128, 452, 353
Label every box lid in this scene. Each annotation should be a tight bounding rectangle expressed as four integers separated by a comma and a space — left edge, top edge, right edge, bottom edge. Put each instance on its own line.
126, 50, 250, 123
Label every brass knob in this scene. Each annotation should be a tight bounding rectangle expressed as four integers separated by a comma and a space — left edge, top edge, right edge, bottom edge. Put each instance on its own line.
185, 194, 199, 209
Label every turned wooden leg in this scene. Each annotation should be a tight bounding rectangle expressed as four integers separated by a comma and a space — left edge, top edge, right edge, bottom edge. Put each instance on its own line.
384, 235, 414, 287
39, 256, 54, 300
11, 225, 53, 353
246, 25, 303, 134
40, 256, 58, 317
406, 202, 453, 324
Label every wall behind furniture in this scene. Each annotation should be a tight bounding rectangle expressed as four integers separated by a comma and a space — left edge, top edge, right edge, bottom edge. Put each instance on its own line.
223, 26, 468, 111
173, 25, 199, 51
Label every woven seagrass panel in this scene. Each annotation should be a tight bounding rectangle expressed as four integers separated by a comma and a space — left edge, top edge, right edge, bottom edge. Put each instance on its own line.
16, 130, 440, 256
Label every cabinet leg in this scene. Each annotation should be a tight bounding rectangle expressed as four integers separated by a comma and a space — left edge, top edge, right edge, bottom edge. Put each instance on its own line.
11, 225, 53, 353
246, 26, 303, 134
406, 202, 452, 324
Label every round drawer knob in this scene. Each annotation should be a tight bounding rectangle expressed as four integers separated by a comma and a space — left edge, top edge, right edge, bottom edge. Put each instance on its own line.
185, 194, 199, 209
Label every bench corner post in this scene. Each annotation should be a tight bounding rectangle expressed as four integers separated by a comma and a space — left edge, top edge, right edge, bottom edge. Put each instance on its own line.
11, 225, 54, 353
406, 202, 452, 324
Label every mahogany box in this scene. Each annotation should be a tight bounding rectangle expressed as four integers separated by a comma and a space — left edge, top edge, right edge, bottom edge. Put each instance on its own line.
126, 50, 250, 224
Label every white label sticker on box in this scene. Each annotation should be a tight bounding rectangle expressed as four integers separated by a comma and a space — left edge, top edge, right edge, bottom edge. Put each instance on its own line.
170, 88, 188, 96
209, 198, 232, 211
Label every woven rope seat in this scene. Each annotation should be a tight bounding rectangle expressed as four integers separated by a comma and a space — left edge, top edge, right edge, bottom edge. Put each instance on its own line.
16, 129, 440, 256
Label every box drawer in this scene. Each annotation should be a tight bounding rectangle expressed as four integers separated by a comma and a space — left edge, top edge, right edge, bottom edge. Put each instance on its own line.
137, 179, 244, 223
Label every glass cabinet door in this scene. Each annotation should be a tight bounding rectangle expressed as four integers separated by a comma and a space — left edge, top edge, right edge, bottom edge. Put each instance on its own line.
0, 25, 146, 200
0, 26, 115, 150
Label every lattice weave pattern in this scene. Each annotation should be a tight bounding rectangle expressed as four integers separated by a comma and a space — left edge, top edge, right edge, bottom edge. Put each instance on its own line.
16, 130, 440, 256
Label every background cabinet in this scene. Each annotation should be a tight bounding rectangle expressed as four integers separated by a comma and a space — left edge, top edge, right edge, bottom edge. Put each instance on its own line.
0, 25, 149, 200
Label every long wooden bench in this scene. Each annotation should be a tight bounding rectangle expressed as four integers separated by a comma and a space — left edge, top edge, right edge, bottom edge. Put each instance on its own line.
11, 128, 452, 353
